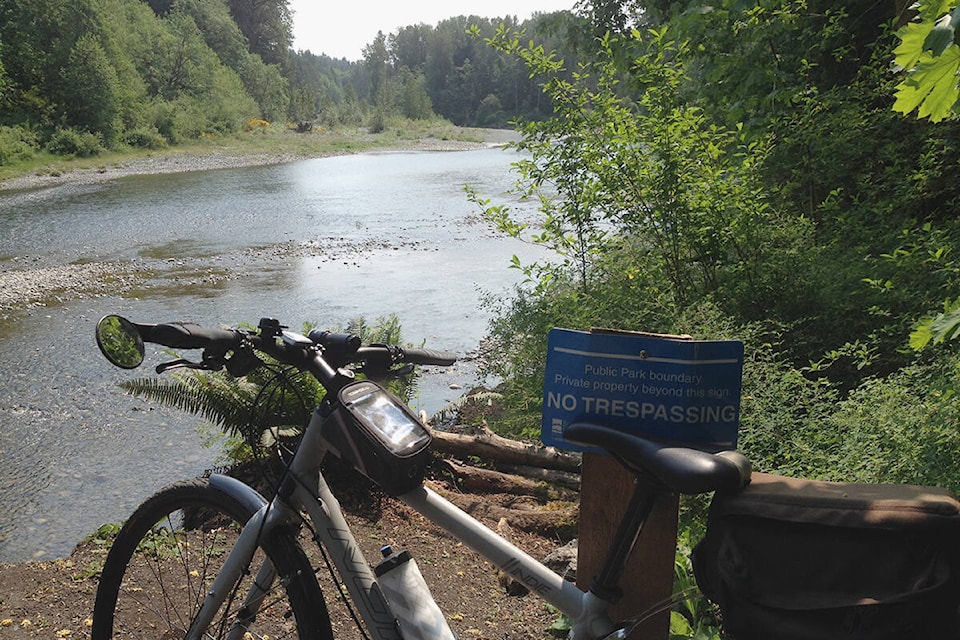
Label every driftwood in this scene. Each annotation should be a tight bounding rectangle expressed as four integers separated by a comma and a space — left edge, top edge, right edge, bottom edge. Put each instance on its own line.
442, 459, 543, 496
495, 463, 581, 491
419, 418, 581, 539
441, 459, 580, 503
425, 421, 581, 473
429, 481, 578, 539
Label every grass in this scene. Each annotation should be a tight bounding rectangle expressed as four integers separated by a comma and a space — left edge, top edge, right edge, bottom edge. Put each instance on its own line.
0, 118, 498, 184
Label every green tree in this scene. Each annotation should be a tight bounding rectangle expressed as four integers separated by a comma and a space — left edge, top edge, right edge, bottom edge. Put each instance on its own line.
628, 0, 960, 378
0, 0, 100, 124
397, 67, 433, 119
467, 27, 822, 441
288, 83, 316, 129
227, 0, 292, 69
481, 27, 788, 308
363, 31, 390, 105
0, 38, 7, 107
181, 0, 252, 69
390, 24, 431, 71
180, 0, 288, 120
239, 54, 288, 121
62, 34, 123, 144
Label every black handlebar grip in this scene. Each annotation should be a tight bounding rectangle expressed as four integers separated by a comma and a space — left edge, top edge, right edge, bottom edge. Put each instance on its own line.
143, 322, 238, 350
308, 330, 362, 353
402, 348, 457, 366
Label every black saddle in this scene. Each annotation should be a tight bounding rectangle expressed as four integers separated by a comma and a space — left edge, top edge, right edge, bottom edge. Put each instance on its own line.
564, 422, 752, 494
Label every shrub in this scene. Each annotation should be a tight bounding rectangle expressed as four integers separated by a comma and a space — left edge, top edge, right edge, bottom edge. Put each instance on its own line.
367, 107, 386, 134
0, 125, 38, 165
45, 128, 104, 157
146, 98, 208, 144
122, 127, 167, 149
810, 357, 960, 490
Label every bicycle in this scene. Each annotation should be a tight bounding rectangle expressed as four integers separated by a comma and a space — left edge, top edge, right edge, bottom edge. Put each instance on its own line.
90, 313, 752, 640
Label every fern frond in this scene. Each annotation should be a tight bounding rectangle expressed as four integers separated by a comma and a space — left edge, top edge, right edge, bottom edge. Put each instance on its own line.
121, 372, 263, 442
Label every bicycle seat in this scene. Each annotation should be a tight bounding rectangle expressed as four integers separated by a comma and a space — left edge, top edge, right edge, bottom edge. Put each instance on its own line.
564, 422, 752, 495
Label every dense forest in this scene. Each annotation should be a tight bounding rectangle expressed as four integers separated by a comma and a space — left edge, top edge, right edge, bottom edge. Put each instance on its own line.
0, 0, 576, 161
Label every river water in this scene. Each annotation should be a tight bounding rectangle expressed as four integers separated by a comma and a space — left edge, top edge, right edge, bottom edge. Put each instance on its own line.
0, 147, 543, 563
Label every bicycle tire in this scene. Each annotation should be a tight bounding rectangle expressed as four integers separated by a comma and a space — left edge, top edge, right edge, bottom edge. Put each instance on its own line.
91, 477, 333, 640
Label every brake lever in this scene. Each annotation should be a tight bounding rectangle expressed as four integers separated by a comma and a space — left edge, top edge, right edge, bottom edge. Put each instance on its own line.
357, 362, 415, 381
155, 359, 222, 374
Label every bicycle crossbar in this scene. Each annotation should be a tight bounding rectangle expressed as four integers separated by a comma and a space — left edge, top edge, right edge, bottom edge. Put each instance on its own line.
400, 486, 617, 639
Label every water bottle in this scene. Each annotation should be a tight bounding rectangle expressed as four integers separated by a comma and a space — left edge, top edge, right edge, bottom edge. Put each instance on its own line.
374, 545, 457, 640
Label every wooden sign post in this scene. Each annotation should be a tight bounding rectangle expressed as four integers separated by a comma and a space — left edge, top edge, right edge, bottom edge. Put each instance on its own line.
541, 328, 744, 639
577, 453, 679, 639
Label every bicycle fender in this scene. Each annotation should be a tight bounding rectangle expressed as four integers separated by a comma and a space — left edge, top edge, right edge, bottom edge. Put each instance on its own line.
208, 473, 268, 514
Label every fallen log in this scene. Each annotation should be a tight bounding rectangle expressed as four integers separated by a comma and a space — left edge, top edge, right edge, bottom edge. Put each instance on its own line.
428, 481, 578, 539
425, 421, 581, 473
494, 463, 581, 491
441, 459, 579, 502
443, 459, 543, 496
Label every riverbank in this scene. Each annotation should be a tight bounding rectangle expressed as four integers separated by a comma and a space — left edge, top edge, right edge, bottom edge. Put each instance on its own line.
0, 125, 518, 193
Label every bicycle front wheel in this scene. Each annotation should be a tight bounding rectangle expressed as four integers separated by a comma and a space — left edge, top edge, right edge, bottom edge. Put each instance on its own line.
91, 477, 333, 640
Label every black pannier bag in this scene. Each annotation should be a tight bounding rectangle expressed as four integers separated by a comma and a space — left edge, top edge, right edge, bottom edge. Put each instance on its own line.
692, 472, 960, 640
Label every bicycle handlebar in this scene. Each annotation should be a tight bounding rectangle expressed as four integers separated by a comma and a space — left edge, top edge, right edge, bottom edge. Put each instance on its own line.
137, 322, 240, 351
401, 348, 457, 367
123, 317, 457, 384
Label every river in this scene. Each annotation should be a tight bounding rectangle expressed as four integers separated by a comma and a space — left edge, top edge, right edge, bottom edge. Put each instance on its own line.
0, 146, 543, 563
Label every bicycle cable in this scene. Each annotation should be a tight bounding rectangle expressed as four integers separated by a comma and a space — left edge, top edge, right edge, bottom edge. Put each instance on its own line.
618, 585, 704, 637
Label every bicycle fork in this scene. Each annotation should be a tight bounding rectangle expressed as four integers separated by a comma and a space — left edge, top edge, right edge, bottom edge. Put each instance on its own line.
184, 501, 289, 640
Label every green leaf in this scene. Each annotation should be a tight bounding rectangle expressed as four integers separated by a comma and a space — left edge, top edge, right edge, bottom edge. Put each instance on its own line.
915, 0, 960, 23
924, 13, 957, 57
928, 307, 960, 342
893, 45, 960, 121
894, 3, 960, 68
670, 611, 694, 637
911, 307, 960, 350
895, 21, 937, 70
909, 321, 934, 350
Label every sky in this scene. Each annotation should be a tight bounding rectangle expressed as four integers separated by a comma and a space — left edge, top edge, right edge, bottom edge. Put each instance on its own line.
288, 0, 575, 61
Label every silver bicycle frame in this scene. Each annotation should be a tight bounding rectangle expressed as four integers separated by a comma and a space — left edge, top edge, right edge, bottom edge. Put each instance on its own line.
187, 413, 619, 640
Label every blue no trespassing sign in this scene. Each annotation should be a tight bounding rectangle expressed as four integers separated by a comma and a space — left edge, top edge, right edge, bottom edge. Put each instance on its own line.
541, 328, 744, 451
